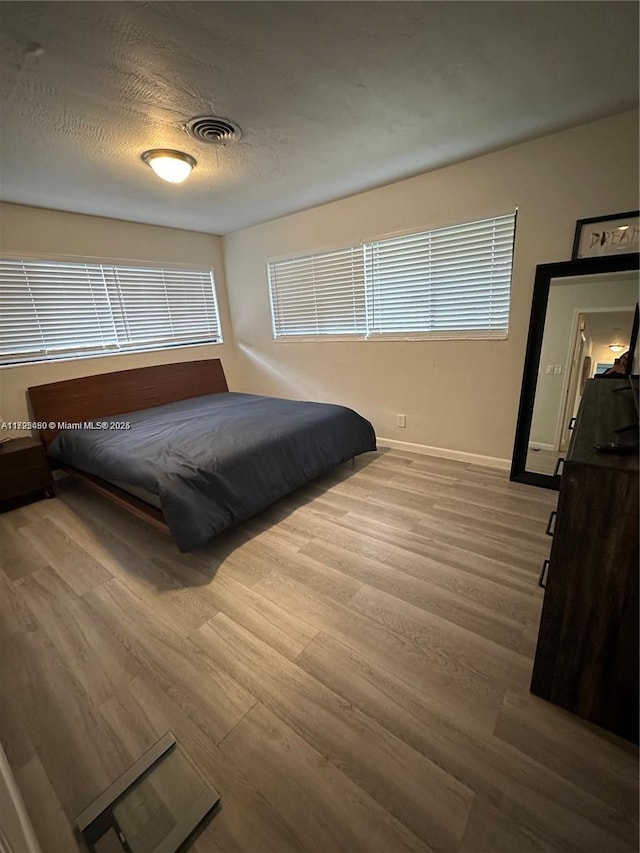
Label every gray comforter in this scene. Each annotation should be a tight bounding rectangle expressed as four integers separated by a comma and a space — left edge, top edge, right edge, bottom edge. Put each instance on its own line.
48, 392, 376, 550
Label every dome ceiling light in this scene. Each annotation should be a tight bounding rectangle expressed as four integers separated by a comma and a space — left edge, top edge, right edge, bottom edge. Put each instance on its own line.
141, 149, 197, 184
609, 327, 627, 353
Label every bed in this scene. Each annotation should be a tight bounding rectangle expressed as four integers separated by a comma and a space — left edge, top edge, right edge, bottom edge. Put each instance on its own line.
27, 359, 376, 551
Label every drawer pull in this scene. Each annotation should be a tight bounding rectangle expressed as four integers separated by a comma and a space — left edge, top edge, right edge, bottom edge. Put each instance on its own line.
553, 457, 565, 478
545, 510, 557, 537
539, 559, 550, 589
568, 417, 576, 431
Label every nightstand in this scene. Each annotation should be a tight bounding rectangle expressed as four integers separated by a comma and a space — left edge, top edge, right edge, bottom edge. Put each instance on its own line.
0, 437, 54, 507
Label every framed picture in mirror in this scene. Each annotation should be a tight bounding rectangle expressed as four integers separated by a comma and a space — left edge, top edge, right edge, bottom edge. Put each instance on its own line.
572, 210, 639, 260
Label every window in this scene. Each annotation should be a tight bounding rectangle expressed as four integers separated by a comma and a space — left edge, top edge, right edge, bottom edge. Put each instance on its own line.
0, 258, 222, 365
267, 212, 516, 340
268, 245, 366, 337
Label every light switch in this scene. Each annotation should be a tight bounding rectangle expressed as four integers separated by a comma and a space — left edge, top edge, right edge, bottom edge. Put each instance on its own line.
553, 365, 562, 375
545, 365, 553, 375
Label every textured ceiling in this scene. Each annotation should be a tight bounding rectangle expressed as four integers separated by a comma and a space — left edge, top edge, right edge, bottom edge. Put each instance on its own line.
0, 1, 638, 235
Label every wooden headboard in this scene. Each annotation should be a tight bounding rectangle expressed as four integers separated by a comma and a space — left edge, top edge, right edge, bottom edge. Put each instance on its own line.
28, 359, 229, 448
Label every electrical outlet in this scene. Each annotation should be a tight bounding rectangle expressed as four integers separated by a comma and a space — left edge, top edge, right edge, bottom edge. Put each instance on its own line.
396, 413, 406, 428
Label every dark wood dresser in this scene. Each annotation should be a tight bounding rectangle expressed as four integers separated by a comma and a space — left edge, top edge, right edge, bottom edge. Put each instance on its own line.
0, 437, 54, 507
531, 377, 639, 744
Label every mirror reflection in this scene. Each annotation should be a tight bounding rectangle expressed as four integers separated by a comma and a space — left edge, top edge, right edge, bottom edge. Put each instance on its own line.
527, 271, 637, 475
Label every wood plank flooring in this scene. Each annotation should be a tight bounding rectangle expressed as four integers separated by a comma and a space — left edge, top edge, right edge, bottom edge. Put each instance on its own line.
0, 448, 637, 853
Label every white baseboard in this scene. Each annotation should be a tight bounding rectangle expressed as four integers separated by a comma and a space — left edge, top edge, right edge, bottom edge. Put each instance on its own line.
528, 441, 555, 451
376, 437, 511, 471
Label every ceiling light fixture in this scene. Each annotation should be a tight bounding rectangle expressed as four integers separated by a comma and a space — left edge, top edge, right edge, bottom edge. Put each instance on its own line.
141, 149, 196, 184
609, 343, 625, 353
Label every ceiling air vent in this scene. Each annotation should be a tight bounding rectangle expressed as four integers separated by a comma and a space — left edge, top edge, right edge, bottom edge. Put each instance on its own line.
185, 115, 242, 144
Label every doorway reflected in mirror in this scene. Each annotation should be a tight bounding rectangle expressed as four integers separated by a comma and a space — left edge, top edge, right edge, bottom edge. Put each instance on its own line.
511, 252, 640, 489
527, 282, 636, 476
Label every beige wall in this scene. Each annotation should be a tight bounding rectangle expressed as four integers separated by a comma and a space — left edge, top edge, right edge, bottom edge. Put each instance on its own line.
223, 110, 639, 464
0, 204, 237, 434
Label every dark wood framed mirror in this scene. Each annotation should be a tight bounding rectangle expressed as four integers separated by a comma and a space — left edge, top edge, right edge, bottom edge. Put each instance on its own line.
511, 252, 640, 488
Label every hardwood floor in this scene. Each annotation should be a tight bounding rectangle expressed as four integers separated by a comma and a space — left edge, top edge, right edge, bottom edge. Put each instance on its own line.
0, 448, 637, 853
525, 447, 561, 476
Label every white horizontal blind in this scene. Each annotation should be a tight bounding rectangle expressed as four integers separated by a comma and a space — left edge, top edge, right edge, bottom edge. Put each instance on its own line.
268, 246, 366, 337
106, 265, 221, 350
267, 213, 516, 340
365, 214, 516, 338
0, 258, 222, 365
